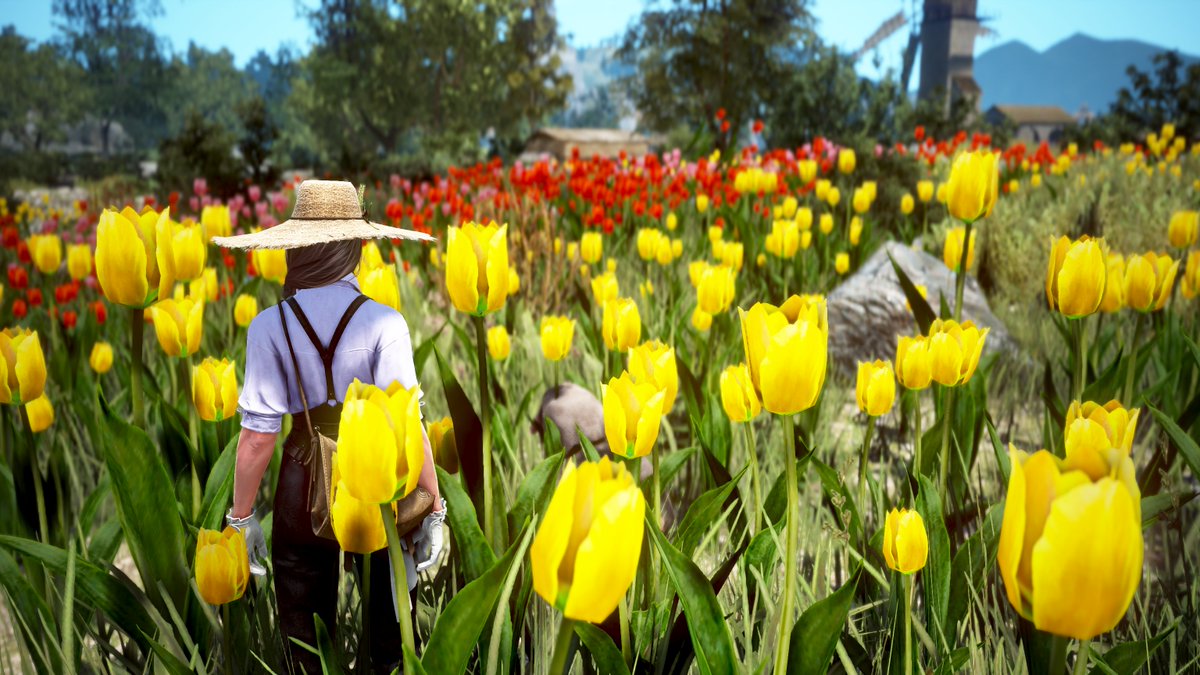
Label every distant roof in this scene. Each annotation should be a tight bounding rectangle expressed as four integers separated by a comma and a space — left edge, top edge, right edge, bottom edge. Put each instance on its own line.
988, 105, 1076, 125
528, 127, 650, 144
951, 74, 982, 96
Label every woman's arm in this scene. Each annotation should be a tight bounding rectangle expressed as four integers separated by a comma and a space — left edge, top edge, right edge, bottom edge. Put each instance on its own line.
231, 428, 279, 518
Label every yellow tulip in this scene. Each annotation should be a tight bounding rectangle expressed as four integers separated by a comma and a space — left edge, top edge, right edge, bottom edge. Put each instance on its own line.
89, 341, 114, 374
896, 335, 933, 390
838, 148, 856, 174
900, 193, 914, 215
200, 205, 232, 241
666, 212, 678, 231
796, 207, 813, 231
566, 242, 579, 261
766, 220, 799, 258
531, 457, 644, 623
602, 371, 666, 459
945, 151, 999, 223
359, 264, 401, 311
671, 238, 683, 259
696, 194, 709, 214
936, 182, 948, 203
720, 364, 761, 422
628, 340, 678, 413
781, 196, 798, 218
193, 357, 239, 422
927, 319, 989, 387
819, 213, 834, 235
427, 417, 458, 473
1099, 254, 1126, 312
943, 226, 976, 272
590, 271, 619, 308
1031, 173, 1043, 188
852, 187, 871, 214
654, 235, 673, 266
849, 218, 863, 246
691, 306, 713, 332
195, 527, 250, 605
0, 328, 47, 405
917, 180, 934, 203
997, 447, 1141, 640
67, 244, 92, 280
28, 234, 62, 274
1046, 235, 1108, 318
1182, 251, 1200, 299
581, 232, 603, 264
252, 247, 288, 285
798, 159, 818, 184
826, 187, 841, 208
360, 241, 385, 273
330, 479, 388, 554
637, 228, 663, 261
800, 231, 813, 250
95, 207, 170, 307
1167, 209, 1198, 248
720, 242, 744, 270
815, 180, 830, 201
856, 360, 896, 416
696, 263, 736, 314
883, 508, 928, 574
508, 268, 521, 295
149, 298, 204, 358
862, 181, 877, 202
198, 268, 219, 302
168, 221, 207, 280
835, 252, 850, 275
602, 298, 641, 352
1123, 252, 1178, 312
445, 221, 510, 316
234, 294, 259, 327
739, 295, 827, 415
1063, 400, 1138, 480
540, 316, 575, 361
487, 325, 511, 361
337, 379, 424, 504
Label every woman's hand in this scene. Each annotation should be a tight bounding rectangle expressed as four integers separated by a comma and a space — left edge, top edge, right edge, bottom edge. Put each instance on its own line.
227, 508, 269, 576
413, 501, 447, 572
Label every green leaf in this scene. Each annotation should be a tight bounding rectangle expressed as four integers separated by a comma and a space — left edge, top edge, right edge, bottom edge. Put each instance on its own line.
197, 433, 239, 531
314, 613, 344, 674
914, 475, 950, 655
0, 548, 58, 673
434, 347, 484, 505
98, 396, 190, 615
658, 446, 698, 490
787, 573, 858, 675
422, 523, 533, 675
1141, 490, 1198, 527
506, 451, 564, 536
575, 623, 631, 675
577, 432, 602, 462
809, 457, 861, 541
985, 413, 1011, 483
888, 251, 935, 334
946, 504, 1003, 635
645, 515, 738, 675
673, 466, 746, 556
1090, 619, 1177, 674
436, 466, 496, 581
1146, 405, 1200, 483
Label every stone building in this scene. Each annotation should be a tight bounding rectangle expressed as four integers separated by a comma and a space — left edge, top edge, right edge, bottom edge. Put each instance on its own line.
984, 105, 1077, 145
918, 0, 984, 112
520, 127, 653, 161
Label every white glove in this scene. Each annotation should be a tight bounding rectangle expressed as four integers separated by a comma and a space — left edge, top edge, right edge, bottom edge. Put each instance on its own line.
226, 508, 268, 576
412, 500, 447, 573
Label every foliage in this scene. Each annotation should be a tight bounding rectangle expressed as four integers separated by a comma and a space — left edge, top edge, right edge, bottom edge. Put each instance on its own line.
1111, 50, 1200, 139
156, 111, 244, 197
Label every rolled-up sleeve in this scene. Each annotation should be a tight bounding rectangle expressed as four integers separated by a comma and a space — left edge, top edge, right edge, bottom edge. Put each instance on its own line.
374, 312, 422, 414
238, 311, 289, 433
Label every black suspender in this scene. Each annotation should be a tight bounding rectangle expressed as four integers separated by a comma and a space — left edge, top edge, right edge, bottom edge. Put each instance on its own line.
279, 294, 370, 406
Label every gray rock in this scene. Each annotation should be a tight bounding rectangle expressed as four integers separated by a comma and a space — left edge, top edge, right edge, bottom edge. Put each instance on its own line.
826, 241, 1014, 377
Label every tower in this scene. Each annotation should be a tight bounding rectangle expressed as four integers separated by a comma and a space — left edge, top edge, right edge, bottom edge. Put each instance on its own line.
917, 0, 982, 112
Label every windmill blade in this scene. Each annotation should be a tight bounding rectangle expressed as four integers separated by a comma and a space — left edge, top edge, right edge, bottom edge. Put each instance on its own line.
853, 11, 907, 61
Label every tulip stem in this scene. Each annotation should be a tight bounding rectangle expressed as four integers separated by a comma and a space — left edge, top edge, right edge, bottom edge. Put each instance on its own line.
618, 594, 632, 667
1122, 313, 1143, 405
858, 416, 876, 544
774, 414, 799, 675
473, 316, 495, 549
651, 447, 662, 534
130, 308, 145, 429
549, 617, 575, 675
1048, 635, 1069, 675
903, 573, 914, 675
953, 220, 972, 321
380, 504, 416, 667
912, 390, 924, 481
744, 422, 762, 535
938, 386, 956, 499
222, 604, 235, 674
1073, 319, 1088, 402
1072, 640, 1091, 675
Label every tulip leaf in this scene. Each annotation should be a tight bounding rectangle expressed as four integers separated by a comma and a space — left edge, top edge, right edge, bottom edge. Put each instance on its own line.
645, 515, 739, 675
434, 347, 484, 507
1141, 490, 1197, 528
575, 622, 631, 675
1146, 405, 1200, 484
664, 541, 746, 675
887, 251, 935, 334
946, 503, 1003, 635
985, 413, 1011, 483
786, 572, 858, 675
404, 645, 430, 675
0, 548, 59, 673
97, 395, 190, 617
412, 324, 445, 380
674, 466, 746, 556
577, 432, 602, 463
312, 613, 344, 674
809, 456, 862, 541
914, 475, 951, 656
658, 445, 698, 491
197, 432, 239, 531
436, 466, 496, 581
1089, 618, 1177, 675
506, 450, 564, 537
422, 522, 533, 675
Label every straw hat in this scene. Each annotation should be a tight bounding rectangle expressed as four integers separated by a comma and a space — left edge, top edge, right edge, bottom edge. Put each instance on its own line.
212, 179, 435, 250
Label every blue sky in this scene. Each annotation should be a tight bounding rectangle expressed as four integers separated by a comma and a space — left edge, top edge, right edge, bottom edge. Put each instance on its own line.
2, 0, 1196, 74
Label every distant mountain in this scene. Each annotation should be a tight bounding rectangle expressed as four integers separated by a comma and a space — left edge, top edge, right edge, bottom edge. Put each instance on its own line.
975, 33, 1199, 115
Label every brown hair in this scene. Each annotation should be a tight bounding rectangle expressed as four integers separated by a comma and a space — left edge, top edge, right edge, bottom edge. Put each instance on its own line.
283, 240, 363, 297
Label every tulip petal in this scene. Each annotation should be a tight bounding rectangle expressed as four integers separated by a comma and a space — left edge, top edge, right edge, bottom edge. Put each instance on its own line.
446, 227, 481, 315
562, 486, 646, 623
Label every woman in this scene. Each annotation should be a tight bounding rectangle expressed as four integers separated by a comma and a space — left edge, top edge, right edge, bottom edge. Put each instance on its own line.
213, 180, 444, 674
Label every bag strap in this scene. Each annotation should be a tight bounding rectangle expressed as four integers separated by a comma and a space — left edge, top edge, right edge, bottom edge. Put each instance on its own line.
278, 302, 316, 439
284, 294, 370, 406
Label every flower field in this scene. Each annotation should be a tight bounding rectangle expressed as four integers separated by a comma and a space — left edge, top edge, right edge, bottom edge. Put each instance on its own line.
2, 125, 1200, 674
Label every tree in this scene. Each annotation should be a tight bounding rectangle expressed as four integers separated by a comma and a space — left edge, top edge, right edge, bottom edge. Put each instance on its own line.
53, 0, 170, 153
165, 44, 257, 137
0, 26, 88, 153
237, 96, 279, 186
1110, 50, 1200, 139
157, 111, 243, 198
617, 0, 814, 152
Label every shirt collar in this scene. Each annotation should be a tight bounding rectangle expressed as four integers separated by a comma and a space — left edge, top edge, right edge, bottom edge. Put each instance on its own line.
335, 272, 360, 290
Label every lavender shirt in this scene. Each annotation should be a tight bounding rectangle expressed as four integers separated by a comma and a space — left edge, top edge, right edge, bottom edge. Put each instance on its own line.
238, 273, 422, 433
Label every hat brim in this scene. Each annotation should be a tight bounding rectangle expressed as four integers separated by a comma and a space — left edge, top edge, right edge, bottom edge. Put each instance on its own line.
212, 218, 436, 250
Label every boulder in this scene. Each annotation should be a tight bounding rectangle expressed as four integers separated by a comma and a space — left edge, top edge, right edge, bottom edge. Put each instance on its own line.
826, 241, 1014, 377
